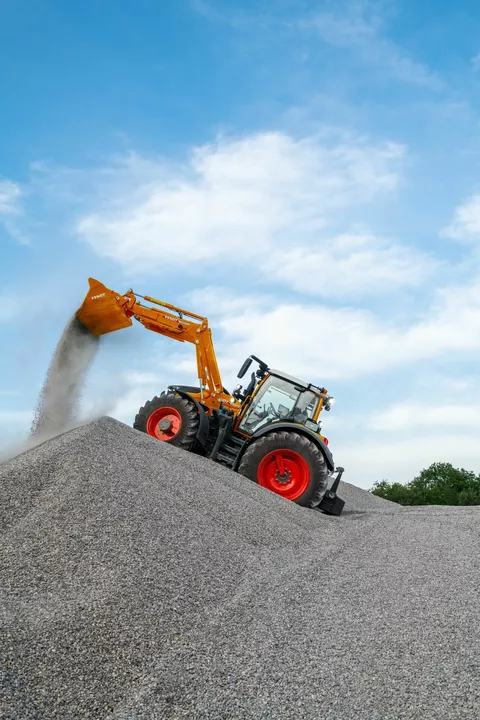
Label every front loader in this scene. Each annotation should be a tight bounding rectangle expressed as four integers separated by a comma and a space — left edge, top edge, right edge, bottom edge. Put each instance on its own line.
76, 278, 345, 515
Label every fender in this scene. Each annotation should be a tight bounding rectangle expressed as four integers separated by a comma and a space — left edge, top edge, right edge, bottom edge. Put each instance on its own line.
236, 422, 335, 472
168, 385, 210, 449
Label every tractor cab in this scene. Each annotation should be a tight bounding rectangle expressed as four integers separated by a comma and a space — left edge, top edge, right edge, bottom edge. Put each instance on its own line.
233, 357, 334, 442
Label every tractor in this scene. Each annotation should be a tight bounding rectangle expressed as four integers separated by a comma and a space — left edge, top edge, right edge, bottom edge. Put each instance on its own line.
76, 278, 345, 515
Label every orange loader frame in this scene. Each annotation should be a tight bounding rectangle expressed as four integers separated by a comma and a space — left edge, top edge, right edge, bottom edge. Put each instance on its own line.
77, 278, 331, 433
78, 277, 238, 409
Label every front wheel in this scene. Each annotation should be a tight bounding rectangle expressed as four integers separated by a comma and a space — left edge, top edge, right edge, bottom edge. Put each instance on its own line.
133, 391, 199, 451
237, 430, 329, 507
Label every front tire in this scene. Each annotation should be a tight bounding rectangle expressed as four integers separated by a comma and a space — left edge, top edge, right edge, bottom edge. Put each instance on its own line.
134, 391, 199, 451
237, 430, 329, 507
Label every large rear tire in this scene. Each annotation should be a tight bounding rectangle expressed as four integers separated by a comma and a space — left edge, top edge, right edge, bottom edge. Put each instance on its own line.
133, 391, 199, 451
237, 430, 329, 507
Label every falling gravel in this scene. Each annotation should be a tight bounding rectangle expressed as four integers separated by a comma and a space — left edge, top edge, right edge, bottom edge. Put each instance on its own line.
29, 315, 99, 440
1, 417, 479, 719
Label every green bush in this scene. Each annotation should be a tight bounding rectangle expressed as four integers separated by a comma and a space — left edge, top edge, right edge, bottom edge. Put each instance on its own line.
370, 462, 480, 506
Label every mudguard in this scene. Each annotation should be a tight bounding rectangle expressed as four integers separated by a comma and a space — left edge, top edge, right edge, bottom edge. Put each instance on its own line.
168, 386, 210, 449
242, 422, 335, 472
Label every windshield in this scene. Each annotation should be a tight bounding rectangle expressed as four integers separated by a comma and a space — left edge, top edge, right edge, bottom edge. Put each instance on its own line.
237, 375, 319, 435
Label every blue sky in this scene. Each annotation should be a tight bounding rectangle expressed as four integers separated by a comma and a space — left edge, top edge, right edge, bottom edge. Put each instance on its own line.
2, 0, 480, 487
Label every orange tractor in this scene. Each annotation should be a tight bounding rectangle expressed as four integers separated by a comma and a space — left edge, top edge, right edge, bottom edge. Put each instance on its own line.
77, 278, 345, 514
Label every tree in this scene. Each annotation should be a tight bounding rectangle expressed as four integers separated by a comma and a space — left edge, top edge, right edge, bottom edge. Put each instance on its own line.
370, 462, 480, 506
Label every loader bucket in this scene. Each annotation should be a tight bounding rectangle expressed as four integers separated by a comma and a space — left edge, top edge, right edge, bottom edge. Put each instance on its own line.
76, 278, 133, 337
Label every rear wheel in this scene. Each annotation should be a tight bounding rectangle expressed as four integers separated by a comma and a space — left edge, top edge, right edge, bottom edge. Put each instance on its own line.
237, 430, 329, 507
133, 391, 199, 451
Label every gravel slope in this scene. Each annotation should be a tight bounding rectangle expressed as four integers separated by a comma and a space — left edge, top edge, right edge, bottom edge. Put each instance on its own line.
1, 417, 478, 719
335, 477, 403, 513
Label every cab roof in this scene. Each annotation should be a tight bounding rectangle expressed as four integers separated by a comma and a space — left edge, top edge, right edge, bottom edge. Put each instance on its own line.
267, 368, 325, 396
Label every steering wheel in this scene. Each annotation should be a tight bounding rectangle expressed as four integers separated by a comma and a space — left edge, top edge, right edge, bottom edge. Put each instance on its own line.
267, 402, 281, 418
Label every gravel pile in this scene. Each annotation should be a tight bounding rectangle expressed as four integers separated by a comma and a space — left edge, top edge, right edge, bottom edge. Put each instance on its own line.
335, 477, 403, 513
1, 417, 479, 719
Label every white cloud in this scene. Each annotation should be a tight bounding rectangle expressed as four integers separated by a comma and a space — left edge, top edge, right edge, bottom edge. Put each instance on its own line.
191, 0, 442, 92
0, 179, 22, 215
185, 285, 273, 318
307, 5, 442, 90
369, 402, 480, 432
337, 433, 480, 488
85, 362, 197, 427
76, 130, 406, 278
185, 277, 480, 383
269, 232, 436, 298
190, 0, 221, 23
0, 178, 29, 245
108, 382, 160, 425
441, 193, 480, 243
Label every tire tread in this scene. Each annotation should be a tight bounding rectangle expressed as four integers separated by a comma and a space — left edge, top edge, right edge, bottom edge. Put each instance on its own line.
133, 391, 199, 451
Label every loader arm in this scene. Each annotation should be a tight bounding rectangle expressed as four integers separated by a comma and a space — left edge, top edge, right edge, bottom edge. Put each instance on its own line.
76, 278, 226, 402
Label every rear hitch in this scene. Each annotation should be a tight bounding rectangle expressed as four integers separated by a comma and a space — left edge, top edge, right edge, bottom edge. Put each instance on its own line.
318, 466, 345, 516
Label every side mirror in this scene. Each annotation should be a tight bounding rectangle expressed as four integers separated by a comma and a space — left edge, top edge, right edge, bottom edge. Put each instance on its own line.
251, 355, 268, 377
237, 357, 253, 378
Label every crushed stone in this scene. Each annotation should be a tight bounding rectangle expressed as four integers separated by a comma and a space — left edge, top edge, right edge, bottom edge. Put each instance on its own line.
1, 417, 478, 719
335, 477, 403, 513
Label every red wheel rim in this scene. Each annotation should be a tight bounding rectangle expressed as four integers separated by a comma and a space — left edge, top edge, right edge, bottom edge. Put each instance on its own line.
146, 406, 182, 441
257, 449, 310, 500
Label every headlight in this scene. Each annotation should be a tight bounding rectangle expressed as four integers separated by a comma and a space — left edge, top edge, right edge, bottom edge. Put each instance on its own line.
305, 419, 319, 432
324, 396, 335, 411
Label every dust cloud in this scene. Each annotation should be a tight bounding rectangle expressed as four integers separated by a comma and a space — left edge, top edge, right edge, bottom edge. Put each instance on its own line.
30, 315, 100, 441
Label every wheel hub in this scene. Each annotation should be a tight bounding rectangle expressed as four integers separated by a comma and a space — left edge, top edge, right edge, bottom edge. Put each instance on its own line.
274, 469, 291, 484
257, 448, 310, 501
146, 406, 182, 441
